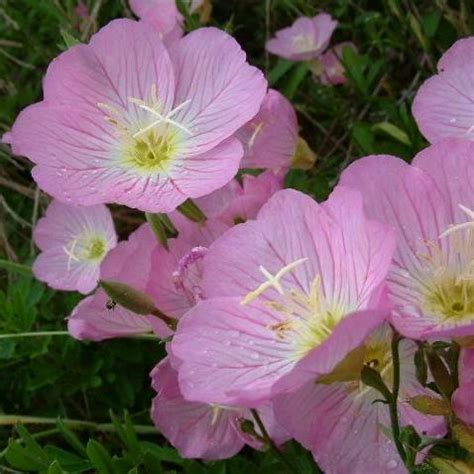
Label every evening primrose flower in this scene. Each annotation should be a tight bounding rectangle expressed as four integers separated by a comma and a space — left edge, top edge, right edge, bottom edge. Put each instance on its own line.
171, 187, 395, 406
68, 224, 158, 340
266, 13, 337, 61
274, 324, 445, 474
235, 89, 298, 172
33, 200, 116, 294
314, 42, 357, 85
8, 20, 266, 213
340, 139, 474, 339
413, 38, 474, 143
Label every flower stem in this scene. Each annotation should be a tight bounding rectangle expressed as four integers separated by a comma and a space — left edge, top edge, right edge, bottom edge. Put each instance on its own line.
0, 415, 157, 435
250, 409, 298, 474
0, 331, 158, 340
390, 331, 408, 467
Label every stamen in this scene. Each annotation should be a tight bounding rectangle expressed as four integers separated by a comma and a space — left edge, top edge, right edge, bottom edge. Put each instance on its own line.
63, 240, 80, 271
248, 122, 265, 148
241, 258, 308, 305
439, 204, 474, 238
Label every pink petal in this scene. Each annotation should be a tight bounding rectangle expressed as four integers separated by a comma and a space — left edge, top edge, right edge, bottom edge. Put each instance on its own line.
68, 291, 154, 341
169, 27, 267, 156
413, 38, 474, 143
150, 358, 245, 459
237, 89, 298, 171
129, 0, 183, 36
318, 42, 357, 85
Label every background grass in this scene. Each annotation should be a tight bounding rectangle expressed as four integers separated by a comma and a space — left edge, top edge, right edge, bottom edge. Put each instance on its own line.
0, 0, 473, 472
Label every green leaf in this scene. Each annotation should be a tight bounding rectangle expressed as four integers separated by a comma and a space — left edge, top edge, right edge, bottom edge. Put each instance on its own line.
414, 346, 428, 387
47, 460, 64, 474
283, 62, 309, 100
60, 29, 81, 48
372, 122, 412, 146
56, 418, 87, 456
0, 258, 32, 276
361, 366, 392, 401
268, 59, 294, 86
86, 440, 116, 474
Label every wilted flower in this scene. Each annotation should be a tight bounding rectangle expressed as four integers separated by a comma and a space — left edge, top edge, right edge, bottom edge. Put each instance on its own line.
274, 324, 445, 474
413, 37, 474, 143
150, 357, 289, 459
195, 171, 283, 225
314, 42, 356, 85
33, 200, 116, 294
235, 89, 298, 172
171, 187, 395, 406
266, 13, 337, 61
8, 20, 266, 213
340, 139, 474, 340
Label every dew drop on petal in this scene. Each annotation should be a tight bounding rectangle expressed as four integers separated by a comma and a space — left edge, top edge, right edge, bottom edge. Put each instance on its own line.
386, 460, 398, 470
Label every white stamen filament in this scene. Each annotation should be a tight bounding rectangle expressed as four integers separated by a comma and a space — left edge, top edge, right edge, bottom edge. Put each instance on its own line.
439, 204, 474, 238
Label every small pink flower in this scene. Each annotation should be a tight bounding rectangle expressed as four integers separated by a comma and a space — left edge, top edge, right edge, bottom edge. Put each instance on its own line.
68, 224, 158, 340
129, 0, 183, 44
195, 171, 283, 225
8, 20, 266, 213
452, 349, 474, 426
413, 38, 474, 144
33, 200, 116, 294
171, 187, 395, 406
274, 324, 445, 474
340, 139, 474, 340
235, 89, 298, 171
266, 13, 338, 61
151, 357, 289, 459
316, 42, 356, 85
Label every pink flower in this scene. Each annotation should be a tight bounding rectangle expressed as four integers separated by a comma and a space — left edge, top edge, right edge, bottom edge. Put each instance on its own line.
413, 38, 474, 144
340, 139, 474, 340
129, 0, 183, 44
235, 89, 298, 171
68, 224, 158, 340
8, 20, 266, 213
452, 349, 474, 426
195, 171, 283, 225
33, 200, 116, 294
316, 42, 356, 85
274, 323, 445, 474
171, 187, 395, 406
266, 13, 338, 61
151, 357, 289, 459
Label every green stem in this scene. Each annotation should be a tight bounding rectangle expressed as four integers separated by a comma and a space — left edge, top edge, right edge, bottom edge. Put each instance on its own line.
250, 409, 298, 474
177, 198, 207, 223
0, 415, 157, 435
390, 332, 407, 467
0, 331, 158, 340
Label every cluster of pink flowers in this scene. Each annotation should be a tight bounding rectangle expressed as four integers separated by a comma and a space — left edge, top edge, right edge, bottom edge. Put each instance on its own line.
5, 2, 474, 472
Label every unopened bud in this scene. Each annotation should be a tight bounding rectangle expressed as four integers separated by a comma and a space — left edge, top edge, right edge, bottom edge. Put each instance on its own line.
408, 395, 450, 416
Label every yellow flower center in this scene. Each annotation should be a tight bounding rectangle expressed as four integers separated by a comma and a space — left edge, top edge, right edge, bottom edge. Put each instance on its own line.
63, 234, 108, 269
241, 259, 348, 360
98, 85, 192, 176
417, 204, 474, 324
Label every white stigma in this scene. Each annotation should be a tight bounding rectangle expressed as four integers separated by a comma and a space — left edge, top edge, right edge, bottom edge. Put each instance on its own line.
241, 258, 308, 305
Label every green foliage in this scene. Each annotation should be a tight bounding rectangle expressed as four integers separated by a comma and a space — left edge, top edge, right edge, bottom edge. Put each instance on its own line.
1, 0, 474, 472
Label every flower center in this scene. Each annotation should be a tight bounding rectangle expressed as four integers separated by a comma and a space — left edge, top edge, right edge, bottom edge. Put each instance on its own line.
418, 204, 474, 323
241, 259, 347, 360
98, 85, 192, 175
292, 33, 317, 53
63, 234, 108, 269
